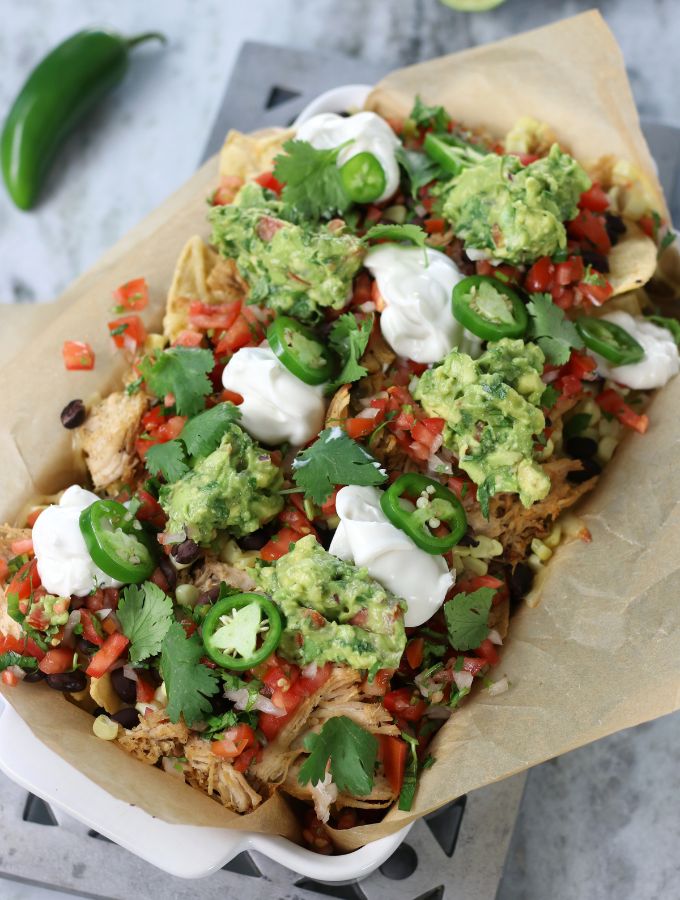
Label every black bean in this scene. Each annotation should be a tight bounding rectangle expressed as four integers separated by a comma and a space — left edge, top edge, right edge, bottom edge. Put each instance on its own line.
60, 399, 87, 429
457, 531, 480, 548
237, 523, 276, 552
581, 249, 610, 274
565, 436, 598, 461
509, 563, 534, 607
567, 458, 602, 484
171, 539, 201, 565
75, 636, 99, 655
605, 212, 626, 245
111, 707, 141, 730
46, 670, 87, 693
158, 555, 177, 591
196, 585, 220, 606
23, 669, 45, 683
110, 667, 137, 704
315, 525, 334, 551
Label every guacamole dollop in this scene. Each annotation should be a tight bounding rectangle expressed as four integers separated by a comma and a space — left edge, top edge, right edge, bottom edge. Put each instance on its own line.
255, 535, 406, 671
414, 339, 550, 514
160, 423, 283, 544
209, 184, 365, 322
443, 144, 591, 265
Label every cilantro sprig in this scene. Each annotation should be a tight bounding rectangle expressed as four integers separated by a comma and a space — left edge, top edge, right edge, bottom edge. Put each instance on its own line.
118, 581, 174, 664
444, 587, 495, 651
407, 95, 452, 133
526, 292, 584, 365
395, 146, 446, 199
160, 622, 220, 726
363, 224, 428, 249
273, 139, 352, 221
0, 651, 39, 672
325, 313, 373, 395
298, 715, 378, 796
292, 428, 387, 505
139, 347, 215, 417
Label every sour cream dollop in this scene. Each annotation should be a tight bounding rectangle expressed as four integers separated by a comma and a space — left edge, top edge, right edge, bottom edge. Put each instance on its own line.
329, 485, 454, 627
364, 244, 481, 363
32, 485, 123, 597
295, 112, 401, 204
593, 311, 680, 389
222, 343, 326, 446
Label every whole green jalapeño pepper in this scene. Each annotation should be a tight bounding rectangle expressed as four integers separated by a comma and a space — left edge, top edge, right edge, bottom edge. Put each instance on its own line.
267, 315, 335, 385
202, 591, 282, 670
79, 500, 156, 583
576, 317, 644, 365
1, 29, 165, 210
452, 275, 528, 340
380, 474, 467, 554
339, 152, 386, 204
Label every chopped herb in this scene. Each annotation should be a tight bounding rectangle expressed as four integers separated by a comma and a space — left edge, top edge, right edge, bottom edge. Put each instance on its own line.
118, 581, 174, 664
109, 323, 129, 337
325, 313, 373, 395
180, 402, 242, 458
395, 146, 446, 199
444, 588, 495, 651
363, 223, 428, 249
160, 622, 220, 727
540, 384, 560, 410
292, 428, 387, 505
408, 95, 452, 132
139, 347, 214, 417
526, 292, 584, 365
144, 440, 189, 483
125, 376, 143, 396
298, 715, 378, 796
274, 139, 352, 220
648, 315, 680, 346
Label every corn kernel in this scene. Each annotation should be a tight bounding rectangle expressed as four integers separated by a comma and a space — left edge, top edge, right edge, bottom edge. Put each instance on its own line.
93, 715, 119, 741
530, 538, 552, 561
175, 584, 199, 607
528, 553, 544, 573
464, 557, 488, 576
544, 525, 562, 549
598, 435, 619, 463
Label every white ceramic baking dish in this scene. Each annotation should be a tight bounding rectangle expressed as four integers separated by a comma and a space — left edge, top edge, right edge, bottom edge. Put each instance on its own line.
0, 82, 412, 882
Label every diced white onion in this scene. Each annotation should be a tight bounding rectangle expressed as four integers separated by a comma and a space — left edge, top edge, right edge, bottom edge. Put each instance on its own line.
223, 689, 286, 717
488, 676, 510, 696
162, 757, 186, 779
123, 665, 139, 683
62, 610, 82, 646
158, 530, 186, 546
488, 629, 503, 646
356, 407, 380, 420
302, 661, 318, 679
8, 665, 26, 681
452, 670, 474, 691
427, 452, 452, 475
359, 301, 376, 313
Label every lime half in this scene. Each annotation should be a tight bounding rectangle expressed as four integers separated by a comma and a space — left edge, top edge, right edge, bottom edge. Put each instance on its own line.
440, 0, 506, 10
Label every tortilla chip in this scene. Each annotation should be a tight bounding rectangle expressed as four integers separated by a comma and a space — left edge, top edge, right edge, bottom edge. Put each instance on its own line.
90, 673, 122, 715
608, 224, 658, 296
218, 128, 294, 183
163, 236, 220, 341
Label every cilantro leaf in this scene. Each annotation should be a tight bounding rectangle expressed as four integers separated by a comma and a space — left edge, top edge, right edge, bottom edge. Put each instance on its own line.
274, 139, 352, 220
139, 347, 214, 417
364, 223, 428, 248
118, 581, 174, 664
526, 292, 584, 365
444, 587, 494, 651
0, 651, 39, 672
648, 315, 680, 346
161, 622, 220, 726
292, 428, 387, 505
658, 230, 675, 257
325, 313, 373, 395
298, 715, 378, 796
395, 146, 446, 199
144, 440, 189, 483
181, 403, 241, 458
540, 384, 560, 410
408, 95, 452, 132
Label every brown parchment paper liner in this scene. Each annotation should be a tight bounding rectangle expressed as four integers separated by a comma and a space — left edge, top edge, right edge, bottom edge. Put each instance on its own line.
1, 11, 679, 848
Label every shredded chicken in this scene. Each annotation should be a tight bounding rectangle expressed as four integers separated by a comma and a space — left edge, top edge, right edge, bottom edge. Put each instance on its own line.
325, 384, 351, 428
303, 677, 400, 739
190, 555, 257, 594
488, 596, 510, 640
360, 328, 396, 375
78, 390, 148, 494
116, 710, 189, 765
467, 457, 598, 564
184, 736, 262, 813
0, 525, 30, 639
283, 762, 396, 810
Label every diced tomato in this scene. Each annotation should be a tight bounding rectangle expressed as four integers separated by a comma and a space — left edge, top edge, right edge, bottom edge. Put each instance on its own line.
279, 508, 317, 537
79, 610, 104, 647
525, 256, 555, 293
63, 341, 95, 371
578, 183, 610, 213
10, 538, 33, 556
108, 315, 147, 351
567, 210, 611, 255
113, 278, 148, 311
221, 389, 244, 405
233, 745, 259, 773
565, 350, 597, 381
25, 508, 44, 528
174, 329, 204, 348
551, 285, 576, 310
380, 735, 407, 795
85, 588, 119, 613
383, 687, 427, 722
142, 406, 167, 431
297, 663, 332, 697
579, 279, 613, 306
452, 574, 503, 596
405, 637, 424, 670
136, 672, 156, 704
596, 389, 649, 434
345, 417, 376, 440
557, 374, 583, 397
6, 558, 41, 602
0, 559, 8, 584
638, 215, 656, 239
2, 670, 18, 687
321, 488, 340, 517
352, 272, 373, 307
101, 617, 118, 636
260, 528, 306, 562
212, 175, 244, 206
85, 633, 130, 679
460, 656, 486, 676
555, 256, 585, 286
155, 415, 186, 442
135, 490, 166, 530
188, 299, 242, 332
39, 647, 75, 675
211, 723, 257, 758
213, 307, 266, 356
424, 217, 446, 234
476, 638, 500, 666
365, 205, 383, 223
255, 171, 284, 195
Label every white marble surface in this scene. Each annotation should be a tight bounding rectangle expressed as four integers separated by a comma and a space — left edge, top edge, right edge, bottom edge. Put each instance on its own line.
1, 2, 680, 899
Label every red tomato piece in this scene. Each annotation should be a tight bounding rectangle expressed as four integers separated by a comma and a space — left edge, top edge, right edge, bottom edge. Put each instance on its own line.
213, 307, 265, 356
254, 171, 284, 194
2, 669, 18, 686
476, 638, 500, 666
85, 633, 130, 679
39, 647, 75, 675
380, 735, 407, 795
135, 490, 166, 530
63, 341, 95, 371
383, 687, 427, 722
108, 315, 147, 351
212, 724, 257, 758
0, 559, 8, 584
113, 278, 148, 311
555, 256, 585, 286
10, 538, 33, 556
260, 528, 307, 562
424, 217, 446, 234
155, 415, 186, 442
220, 389, 243, 405
345, 417, 376, 440
188, 299, 241, 332
173, 329, 204, 348
596, 389, 649, 434
405, 637, 424, 669
136, 672, 156, 704
567, 210, 611, 255
79, 610, 105, 647
7, 559, 41, 602
233, 745, 259, 773
579, 279, 613, 306
578, 183, 610, 213
525, 256, 555, 293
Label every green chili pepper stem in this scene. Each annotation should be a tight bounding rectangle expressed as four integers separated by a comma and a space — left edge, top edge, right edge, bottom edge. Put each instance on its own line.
125, 32, 167, 49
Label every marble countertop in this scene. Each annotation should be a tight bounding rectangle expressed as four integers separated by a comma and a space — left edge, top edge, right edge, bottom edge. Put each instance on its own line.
1, 2, 680, 899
